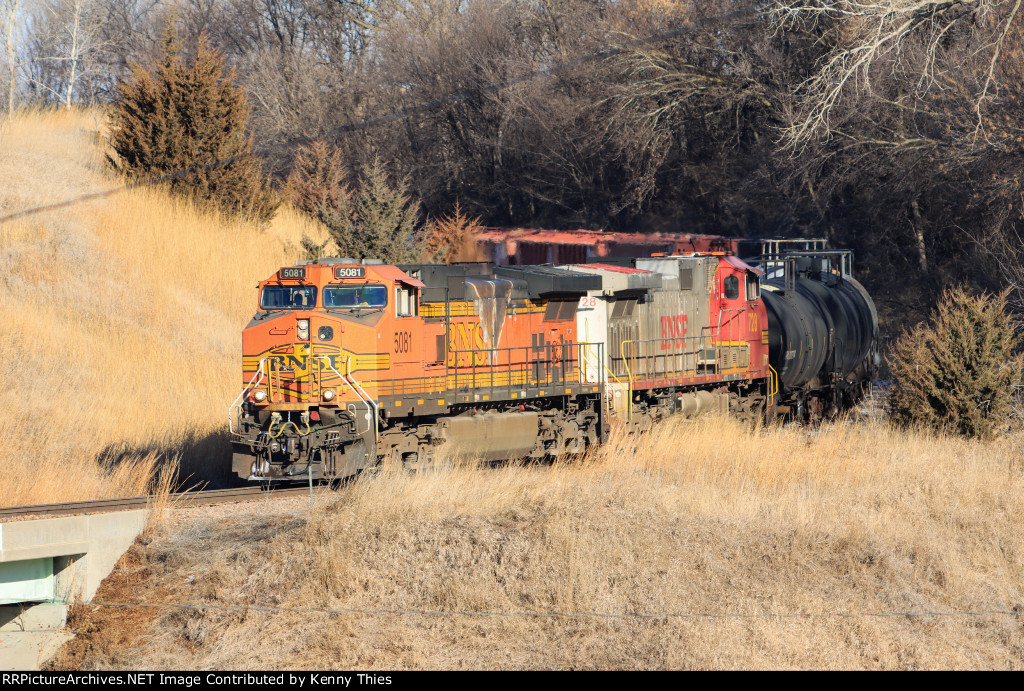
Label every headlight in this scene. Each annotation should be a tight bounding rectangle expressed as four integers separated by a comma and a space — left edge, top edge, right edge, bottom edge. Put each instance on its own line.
253, 390, 268, 402
322, 389, 335, 401
297, 329, 309, 340
297, 319, 309, 330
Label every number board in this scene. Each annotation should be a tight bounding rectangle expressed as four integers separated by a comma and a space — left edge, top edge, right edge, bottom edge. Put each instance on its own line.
335, 267, 366, 278
280, 267, 305, 279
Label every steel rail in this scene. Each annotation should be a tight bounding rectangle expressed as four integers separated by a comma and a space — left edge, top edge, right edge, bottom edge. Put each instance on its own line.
0, 486, 318, 519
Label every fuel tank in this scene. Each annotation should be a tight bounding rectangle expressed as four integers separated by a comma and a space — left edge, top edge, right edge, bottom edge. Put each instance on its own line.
761, 272, 877, 389
437, 411, 540, 461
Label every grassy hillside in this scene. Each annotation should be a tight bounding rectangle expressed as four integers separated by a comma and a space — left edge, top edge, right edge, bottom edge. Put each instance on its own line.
54, 416, 1024, 669
0, 109, 326, 505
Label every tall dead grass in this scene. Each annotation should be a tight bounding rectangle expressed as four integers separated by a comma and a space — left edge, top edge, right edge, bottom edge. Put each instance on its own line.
76, 415, 1024, 670
0, 108, 326, 505
305, 417, 1024, 621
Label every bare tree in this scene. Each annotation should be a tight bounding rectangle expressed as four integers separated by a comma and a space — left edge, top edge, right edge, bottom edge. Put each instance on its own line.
1, 0, 21, 120
17, 0, 165, 106
353, 0, 790, 231
24, 0, 117, 105
770, 0, 1023, 146
764, 0, 1024, 322
63, 0, 82, 105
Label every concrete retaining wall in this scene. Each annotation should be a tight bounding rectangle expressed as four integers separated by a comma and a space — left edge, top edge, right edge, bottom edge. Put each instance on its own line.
0, 510, 149, 670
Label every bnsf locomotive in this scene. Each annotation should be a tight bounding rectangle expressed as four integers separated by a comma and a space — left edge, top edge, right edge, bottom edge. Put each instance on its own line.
229, 248, 878, 481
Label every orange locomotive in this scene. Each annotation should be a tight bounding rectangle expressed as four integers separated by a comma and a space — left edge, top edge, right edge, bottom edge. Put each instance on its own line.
230, 260, 606, 481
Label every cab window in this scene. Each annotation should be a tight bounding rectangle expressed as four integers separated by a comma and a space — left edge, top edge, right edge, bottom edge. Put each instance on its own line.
323, 284, 388, 310
260, 285, 317, 310
745, 272, 760, 301
723, 275, 739, 300
396, 286, 417, 317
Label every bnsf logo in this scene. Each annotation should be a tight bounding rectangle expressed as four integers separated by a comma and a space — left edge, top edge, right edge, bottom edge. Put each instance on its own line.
447, 322, 491, 367
268, 354, 347, 372
660, 315, 688, 350
335, 267, 366, 278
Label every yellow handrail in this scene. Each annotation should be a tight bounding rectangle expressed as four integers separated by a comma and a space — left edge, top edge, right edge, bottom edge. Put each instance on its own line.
621, 339, 635, 423
768, 364, 778, 401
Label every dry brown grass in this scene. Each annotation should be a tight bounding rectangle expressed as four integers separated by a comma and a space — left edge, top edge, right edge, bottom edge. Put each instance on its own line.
52, 415, 1024, 670
0, 108, 326, 506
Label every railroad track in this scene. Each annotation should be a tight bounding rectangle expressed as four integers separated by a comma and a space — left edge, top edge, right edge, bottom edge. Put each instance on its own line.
0, 485, 319, 520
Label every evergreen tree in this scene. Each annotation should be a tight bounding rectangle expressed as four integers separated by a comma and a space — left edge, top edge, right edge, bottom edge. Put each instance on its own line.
288, 144, 435, 263
344, 158, 424, 263
108, 27, 278, 223
888, 287, 1023, 439
299, 234, 330, 260
286, 140, 352, 250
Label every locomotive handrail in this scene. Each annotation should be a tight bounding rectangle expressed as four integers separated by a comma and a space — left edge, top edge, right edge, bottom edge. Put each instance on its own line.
270, 356, 287, 404
343, 362, 377, 414
715, 308, 745, 374
605, 326, 759, 383
312, 351, 324, 402
621, 339, 635, 423
268, 357, 277, 403
699, 326, 713, 374
314, 355, 379, 451
446, 342, 597, 393
229, 358, 267, 434
580, 325, 614, 386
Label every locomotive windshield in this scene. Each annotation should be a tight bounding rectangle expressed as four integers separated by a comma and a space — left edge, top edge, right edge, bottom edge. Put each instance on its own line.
260, 285, 317, 310
323, 284, 388, 310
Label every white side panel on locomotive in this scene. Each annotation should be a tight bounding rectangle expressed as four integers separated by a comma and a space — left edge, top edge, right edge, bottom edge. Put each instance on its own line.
634, 256, 716, 375
559, 264, 662, 417
576, 291, 607, 385
567, 269, 625, 416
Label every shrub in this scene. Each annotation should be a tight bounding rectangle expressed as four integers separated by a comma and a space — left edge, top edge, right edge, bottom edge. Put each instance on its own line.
108, 28, 278, 224
888, 286, 1023, 439
422, 201, 483, 263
